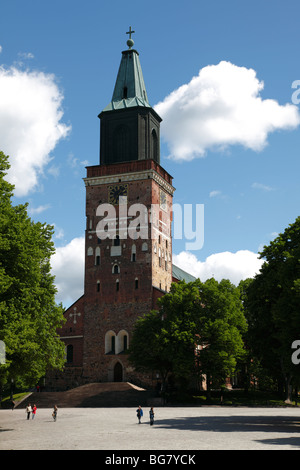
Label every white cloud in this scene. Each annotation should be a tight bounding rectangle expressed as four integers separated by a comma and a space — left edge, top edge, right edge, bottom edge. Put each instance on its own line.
51, 237, 84, 307
0, 65, 71, 196
47, 164, 60, 178
52, 224, 65, 240
18, 52, 34, 60
155, 61, 300, 161
28, 203, 51, 215
209, 190, 222, 198
67, 152, 89, 175
251, 182, 274, 192
173, 250, 264, 285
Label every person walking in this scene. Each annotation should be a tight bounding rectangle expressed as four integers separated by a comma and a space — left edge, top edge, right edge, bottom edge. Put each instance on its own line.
52, 405, 58, 422
136, 405, 143, 424
149, 407, 155, 426
32, 404, 37, 419
26, 404, 32, 420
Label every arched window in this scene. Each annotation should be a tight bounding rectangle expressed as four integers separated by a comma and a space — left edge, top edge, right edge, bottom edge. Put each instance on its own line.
123, 335, 128, 351
116, 330, 129, 354
105, 331, 116, 354
111, 336, 116, 354
131, 244, 136, 262
151, 129, 158, 162
113, 264, 120, 274
95, 247, 100, 265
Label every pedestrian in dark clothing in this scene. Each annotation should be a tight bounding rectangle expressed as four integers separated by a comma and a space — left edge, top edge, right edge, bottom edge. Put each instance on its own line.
136, 405, 143, 424
52, 405, 58, 421
149, 407, 154, 425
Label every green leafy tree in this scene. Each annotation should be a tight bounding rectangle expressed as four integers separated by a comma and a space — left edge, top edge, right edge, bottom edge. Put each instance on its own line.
128, 310, 172, 393
194, 278, 247, 398
129, 281, 201, 394
0, 151, 65, 394
129, 278, 247, 397
245, 217, 300, 401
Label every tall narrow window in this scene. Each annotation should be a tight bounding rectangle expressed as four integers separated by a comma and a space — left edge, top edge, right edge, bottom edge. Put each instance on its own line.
135, 278, 139, 289
105, 331, 116, 354
66, 345, 73, 364
113, 264, 120, 274
123, 86, 128, 99
151, 129, 158, 162
116, 280, 119, 291
97, 281, 100, 292
131, 244, 136, 261
111, 336, 115, 354
95, 247, 100, 265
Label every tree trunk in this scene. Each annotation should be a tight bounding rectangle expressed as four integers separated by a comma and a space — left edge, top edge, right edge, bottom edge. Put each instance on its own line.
284, 373, 293, 403
206, 373, 211, 400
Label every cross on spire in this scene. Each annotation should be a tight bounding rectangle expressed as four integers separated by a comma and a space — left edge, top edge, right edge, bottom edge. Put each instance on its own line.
126, 26, 135, 49
126, 26, 135, 40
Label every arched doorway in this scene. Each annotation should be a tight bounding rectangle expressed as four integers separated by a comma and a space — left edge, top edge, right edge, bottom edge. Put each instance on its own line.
114, 362, 123, 382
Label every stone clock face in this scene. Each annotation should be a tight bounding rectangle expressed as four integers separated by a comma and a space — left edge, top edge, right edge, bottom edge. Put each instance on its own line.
160, 189, 167, 211
108, 184, 128, 204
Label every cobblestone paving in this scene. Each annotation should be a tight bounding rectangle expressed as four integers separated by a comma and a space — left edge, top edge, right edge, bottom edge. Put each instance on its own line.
1, 406, 300, 450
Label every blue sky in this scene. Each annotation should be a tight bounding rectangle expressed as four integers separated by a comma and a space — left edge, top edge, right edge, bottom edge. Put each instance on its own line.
1, 0, 300, 307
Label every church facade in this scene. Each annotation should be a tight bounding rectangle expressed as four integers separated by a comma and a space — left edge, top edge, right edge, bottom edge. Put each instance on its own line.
47, 31, 194, 391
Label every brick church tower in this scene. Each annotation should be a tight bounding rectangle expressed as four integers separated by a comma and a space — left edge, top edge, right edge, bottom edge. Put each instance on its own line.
48, 30, 179, 390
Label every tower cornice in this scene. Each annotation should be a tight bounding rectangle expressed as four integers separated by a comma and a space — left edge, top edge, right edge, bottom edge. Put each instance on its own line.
83, 165, 175, 196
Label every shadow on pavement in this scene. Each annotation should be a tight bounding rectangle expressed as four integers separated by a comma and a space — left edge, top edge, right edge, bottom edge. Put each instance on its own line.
154, 413, 300, 435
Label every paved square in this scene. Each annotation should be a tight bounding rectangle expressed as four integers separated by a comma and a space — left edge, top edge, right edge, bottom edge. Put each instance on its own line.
1, 406, 300, 450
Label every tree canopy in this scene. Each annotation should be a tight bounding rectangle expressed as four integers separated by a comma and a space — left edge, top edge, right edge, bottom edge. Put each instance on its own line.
0, 151, 65, 392
129, 278, 247, 395
194, 278, 247, 395
244, 216, 300, 400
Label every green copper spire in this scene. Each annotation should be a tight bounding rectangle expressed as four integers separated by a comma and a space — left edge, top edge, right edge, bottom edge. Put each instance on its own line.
102, 28, 151, 112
